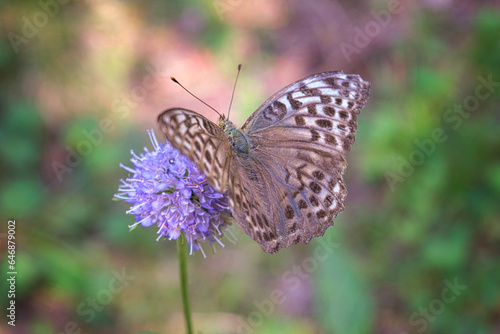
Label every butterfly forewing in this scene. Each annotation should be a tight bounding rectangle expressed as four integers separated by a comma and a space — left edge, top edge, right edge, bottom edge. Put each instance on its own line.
158, 71, 370, 253
157, 108, 232, 193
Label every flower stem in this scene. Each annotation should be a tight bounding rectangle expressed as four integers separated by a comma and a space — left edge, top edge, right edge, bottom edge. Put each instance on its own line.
178, 233, 194, 334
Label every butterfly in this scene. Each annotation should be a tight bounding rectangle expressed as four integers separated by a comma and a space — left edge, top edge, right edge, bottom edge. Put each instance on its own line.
157, 70, 370, 253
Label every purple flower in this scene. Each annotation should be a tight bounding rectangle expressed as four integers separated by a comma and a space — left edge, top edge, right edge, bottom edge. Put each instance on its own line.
115, 130, 233, 256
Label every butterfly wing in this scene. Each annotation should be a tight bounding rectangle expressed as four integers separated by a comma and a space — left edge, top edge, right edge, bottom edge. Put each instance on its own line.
157, 108, 233, 192
238, 71, 370, 253
156, 108, 271, 246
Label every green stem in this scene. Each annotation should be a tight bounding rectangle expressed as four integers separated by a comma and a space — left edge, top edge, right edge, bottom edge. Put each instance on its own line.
177, 233, 194, 334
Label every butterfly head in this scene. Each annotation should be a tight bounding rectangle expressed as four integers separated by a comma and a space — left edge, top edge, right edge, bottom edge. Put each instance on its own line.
217, 116, 237, 136
217, 114, 228, 130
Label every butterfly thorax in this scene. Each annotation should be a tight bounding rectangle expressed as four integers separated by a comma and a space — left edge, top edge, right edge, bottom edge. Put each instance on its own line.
218, 117, 250, 154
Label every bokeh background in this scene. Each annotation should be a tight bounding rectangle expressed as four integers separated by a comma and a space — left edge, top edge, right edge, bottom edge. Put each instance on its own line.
1, 0, 500, 333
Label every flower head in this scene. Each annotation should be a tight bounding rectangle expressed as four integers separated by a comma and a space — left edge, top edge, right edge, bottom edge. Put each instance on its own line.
115, 130, 233, 256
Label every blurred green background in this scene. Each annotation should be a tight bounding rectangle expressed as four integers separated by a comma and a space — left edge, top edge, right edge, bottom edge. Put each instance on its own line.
1, 0, 499, 333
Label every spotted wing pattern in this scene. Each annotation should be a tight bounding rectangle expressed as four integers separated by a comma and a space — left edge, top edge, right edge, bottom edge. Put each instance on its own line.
235, 71, 370, 253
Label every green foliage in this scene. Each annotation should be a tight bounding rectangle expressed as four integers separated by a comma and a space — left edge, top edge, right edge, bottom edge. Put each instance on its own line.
314, 230, 374, 334
350, 6, 500, 334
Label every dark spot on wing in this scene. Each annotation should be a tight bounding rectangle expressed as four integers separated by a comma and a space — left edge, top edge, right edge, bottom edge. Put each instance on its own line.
310, 195, 319, 207
298, 199, 308, 209
339, 111, 349, 120
325, 134, 337, 146
307, 105, 317, 115
320, 95, 332, 103
310, 181, 321, 194
285, 205, 295, 220
324, 106, 336, 117
311, 130, 320, 142
316, 209, 327, 219
315, 119, 333, 130
295, 116, 305, 126
312, 171, 325, 180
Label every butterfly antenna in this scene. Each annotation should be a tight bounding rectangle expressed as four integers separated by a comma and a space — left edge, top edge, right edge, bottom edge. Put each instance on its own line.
170, 77, 222, 117
227, 64, 242, 120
